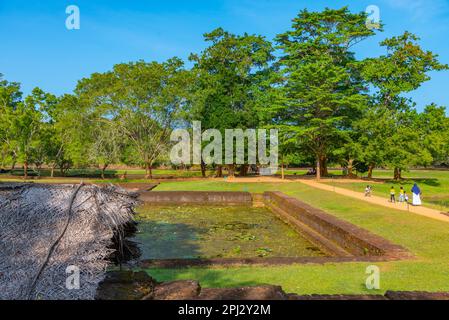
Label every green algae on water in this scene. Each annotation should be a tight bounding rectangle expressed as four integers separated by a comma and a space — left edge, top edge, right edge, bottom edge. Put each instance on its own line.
132, 205, 326, 259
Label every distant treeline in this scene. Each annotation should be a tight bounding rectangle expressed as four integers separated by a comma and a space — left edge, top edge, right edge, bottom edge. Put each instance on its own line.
1, 7, 448, 179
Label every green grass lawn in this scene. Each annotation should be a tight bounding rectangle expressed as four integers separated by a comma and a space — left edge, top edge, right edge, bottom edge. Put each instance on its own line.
322, 169, 449, 211
143, 179, 449, 295
3, 168, 449, 294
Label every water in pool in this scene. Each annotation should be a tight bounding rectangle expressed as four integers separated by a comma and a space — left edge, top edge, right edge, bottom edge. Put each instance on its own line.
131, 205, 326, 259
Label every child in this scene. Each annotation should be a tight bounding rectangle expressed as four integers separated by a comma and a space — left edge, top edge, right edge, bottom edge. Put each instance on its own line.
399, 186, 405, 202
404, 191, 409, 203
365, 185, 372, 197
390, 186, 396, 203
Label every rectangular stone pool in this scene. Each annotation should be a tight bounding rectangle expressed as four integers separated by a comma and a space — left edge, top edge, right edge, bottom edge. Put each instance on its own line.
131, 204, 327, 260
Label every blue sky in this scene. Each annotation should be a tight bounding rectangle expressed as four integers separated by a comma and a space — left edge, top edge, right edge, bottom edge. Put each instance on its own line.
1, 0, 448, 111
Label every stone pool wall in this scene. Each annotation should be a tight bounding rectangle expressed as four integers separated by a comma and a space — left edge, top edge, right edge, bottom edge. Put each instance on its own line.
136, 190, 411, 266
263, 191, 411, 260
138, 191, 253, 205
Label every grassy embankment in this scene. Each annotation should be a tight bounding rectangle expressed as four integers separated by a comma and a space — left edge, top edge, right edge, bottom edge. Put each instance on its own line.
322, 169, 449, 211
3, 167, 449, 294
142, 178, 449, 295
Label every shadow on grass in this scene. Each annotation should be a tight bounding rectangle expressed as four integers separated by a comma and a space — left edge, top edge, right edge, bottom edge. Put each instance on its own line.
387, 178, 441, 187
408, 178, 441, 187
362, 177, 441, 187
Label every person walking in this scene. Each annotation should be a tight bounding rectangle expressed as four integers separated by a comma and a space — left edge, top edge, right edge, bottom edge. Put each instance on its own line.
390, 186, 396, 203
411, 183, 422, 206
365, 185, 372, 197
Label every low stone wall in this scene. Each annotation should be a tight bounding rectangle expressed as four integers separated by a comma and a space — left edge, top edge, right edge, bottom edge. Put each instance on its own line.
138, 191, 253, 206
263, 191, 411, 259
139, 256, 394, 268
136, 190, 411, 265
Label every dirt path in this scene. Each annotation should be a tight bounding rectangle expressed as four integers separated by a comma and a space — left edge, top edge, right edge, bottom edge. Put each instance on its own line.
299, 179, 449, 223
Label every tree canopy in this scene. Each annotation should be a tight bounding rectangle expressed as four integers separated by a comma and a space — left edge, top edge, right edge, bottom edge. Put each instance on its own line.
1, 7, 448, 180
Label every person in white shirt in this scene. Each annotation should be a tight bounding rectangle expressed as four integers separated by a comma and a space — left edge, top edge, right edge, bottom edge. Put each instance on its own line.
411, 183, 422, 206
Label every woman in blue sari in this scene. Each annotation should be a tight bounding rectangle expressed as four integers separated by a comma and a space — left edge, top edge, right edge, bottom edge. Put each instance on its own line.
411, 183, 422, 206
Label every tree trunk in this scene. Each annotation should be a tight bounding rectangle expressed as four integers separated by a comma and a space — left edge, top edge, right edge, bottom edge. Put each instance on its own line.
281, 162, 285, 180
367, 164, 374, 179
200, 159, 207, 178
394, 167, 402, 180
316, 154, 328, 179
0, 151, 5, 170
216, 165, 223, 178
227, 164, 235, 177
239, 164, 249, 177
24, 160, 28, 180
319, 156, 328, 177
101, 164, 108, 180
51, 165, 55, 178
145, 163, 153, 179
60, 163, 69, 176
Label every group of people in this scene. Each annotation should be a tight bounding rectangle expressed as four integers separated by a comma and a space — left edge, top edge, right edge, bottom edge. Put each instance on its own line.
365, 183, 422, 206
389, 183, 422, 206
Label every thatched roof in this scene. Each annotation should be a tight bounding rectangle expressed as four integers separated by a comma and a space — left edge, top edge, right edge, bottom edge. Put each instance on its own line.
0, 183, 139, 300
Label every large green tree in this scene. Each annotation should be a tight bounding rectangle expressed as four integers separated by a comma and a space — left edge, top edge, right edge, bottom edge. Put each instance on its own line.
361, 32, 448, 179
0, 75, 22, 170
275, 7, 376, 179
41, 94, 91, 176
189, 28, 275, 177
76, 58, 191, 178
7, 88, 50, 178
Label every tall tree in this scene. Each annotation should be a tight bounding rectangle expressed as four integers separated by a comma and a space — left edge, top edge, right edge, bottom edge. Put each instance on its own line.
275, 7, 376, 179
8, 88, 49, 178
189, 28, 275, 177
0, 74, 22, 170
361, 32, 448, 179
76, 58, 191, 178
416, 104, 449, 166
87, 120, 123, 179
46, 94, 86, 176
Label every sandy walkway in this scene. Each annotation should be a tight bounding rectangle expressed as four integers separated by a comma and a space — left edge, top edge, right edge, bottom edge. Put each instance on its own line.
299, 180, 449, 223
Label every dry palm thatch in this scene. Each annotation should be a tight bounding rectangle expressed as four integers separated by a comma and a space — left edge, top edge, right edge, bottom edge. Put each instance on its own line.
0, 182, 139, 300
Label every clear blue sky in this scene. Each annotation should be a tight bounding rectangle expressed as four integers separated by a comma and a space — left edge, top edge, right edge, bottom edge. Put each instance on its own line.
1, 0, 448, 111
